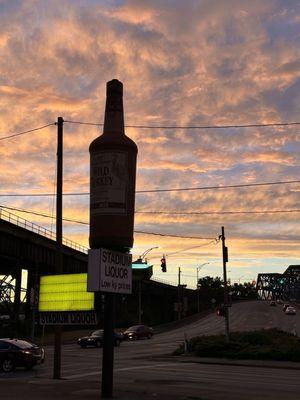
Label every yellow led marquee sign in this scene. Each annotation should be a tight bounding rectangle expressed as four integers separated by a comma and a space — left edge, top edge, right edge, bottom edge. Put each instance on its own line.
38, 273, 94, 312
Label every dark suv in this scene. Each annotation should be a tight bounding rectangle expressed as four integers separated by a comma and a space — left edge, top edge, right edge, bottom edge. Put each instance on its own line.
0, 338, 45, 372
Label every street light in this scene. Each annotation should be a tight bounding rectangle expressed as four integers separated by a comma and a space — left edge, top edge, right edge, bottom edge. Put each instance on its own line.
196, 262, 210, 313
135, 246, 159, 324
138, 246, 159, 263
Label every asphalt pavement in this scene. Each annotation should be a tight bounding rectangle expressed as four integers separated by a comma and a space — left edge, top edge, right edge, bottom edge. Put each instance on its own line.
1, 300, 300, 399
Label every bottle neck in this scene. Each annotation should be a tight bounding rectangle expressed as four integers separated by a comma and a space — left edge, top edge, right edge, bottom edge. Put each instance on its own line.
103, 85, 125, 135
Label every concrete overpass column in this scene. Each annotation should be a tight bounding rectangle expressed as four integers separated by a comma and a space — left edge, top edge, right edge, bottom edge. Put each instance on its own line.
13, 266, 22, 336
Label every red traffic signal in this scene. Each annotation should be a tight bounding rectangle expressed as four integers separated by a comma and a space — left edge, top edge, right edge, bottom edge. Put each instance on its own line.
161, 257, 167, 272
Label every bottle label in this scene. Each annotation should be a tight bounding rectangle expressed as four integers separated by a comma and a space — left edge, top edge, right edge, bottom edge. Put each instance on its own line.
90, 151, 128, 215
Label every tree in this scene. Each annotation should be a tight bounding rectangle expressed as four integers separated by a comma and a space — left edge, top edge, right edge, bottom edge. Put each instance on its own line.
197, 276, 223, 289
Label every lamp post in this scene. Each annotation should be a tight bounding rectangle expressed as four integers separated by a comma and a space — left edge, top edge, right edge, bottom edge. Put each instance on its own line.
139, 246, 159, 263
136, 246, 159, 324
196, 262, 210, 313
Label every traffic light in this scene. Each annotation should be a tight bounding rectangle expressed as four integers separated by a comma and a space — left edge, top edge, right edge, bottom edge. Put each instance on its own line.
161, 256, 167, 272
216, 306, 226, 317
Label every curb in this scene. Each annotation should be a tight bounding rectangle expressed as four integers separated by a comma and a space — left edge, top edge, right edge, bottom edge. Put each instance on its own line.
174, 355, 300, 370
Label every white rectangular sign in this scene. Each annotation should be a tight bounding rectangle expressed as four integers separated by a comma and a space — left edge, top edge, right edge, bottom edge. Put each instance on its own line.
87, 248, 132, 294
90, 151, 128, 215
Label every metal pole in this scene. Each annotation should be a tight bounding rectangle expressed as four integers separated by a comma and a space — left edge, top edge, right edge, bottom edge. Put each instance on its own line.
197, 268, 200, 313
102, 292, 115, 398
178, 267, 181, 320
138, 280, 142, 324
53, 116, 63, 379
221, 226, 230, 343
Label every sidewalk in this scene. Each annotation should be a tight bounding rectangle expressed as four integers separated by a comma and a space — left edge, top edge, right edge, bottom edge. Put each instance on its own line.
1, 377, 196, 400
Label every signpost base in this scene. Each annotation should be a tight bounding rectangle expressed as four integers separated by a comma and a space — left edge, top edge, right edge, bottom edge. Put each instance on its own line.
101, 293, 115, 398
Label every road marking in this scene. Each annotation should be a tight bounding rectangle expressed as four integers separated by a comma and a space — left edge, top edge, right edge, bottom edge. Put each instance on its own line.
64, 363, 179, 379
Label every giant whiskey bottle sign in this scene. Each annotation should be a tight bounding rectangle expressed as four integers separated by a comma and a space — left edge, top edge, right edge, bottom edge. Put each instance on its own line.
89, 80, 138, 250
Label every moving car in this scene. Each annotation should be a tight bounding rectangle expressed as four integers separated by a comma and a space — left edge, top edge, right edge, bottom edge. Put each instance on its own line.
0, 338, 45, 372
269, 301, 276, 306
123, 325, 154, 340
77, 330, 123, 348
285, 306, 296, 315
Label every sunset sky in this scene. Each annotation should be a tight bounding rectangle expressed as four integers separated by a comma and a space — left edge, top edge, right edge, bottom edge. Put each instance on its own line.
0, 0, 300, 288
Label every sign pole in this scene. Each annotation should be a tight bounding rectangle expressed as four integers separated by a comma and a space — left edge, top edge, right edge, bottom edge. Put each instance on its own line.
89, 80, 137, 399
101, 292, 115, 398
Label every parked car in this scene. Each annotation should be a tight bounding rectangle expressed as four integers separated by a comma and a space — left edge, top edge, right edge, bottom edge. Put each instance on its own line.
123, 325, 154, 340
77, 330, 123, 348
269, 301, 276, 306
282, 303, 290, 312
285, 306, 296, 315
0, 338, 45, 372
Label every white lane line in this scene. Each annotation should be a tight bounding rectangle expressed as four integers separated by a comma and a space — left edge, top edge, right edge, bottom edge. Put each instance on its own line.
64, 363, 179, 380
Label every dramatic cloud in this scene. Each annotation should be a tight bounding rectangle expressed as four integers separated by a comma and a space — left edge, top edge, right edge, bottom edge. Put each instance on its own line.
0, 0, 299, 286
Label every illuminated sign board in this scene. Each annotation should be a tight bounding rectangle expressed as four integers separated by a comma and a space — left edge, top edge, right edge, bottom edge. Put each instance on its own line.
38, 273, 94, 312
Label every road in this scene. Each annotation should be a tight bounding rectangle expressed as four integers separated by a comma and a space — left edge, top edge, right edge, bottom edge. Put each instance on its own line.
1, 300, 300, 399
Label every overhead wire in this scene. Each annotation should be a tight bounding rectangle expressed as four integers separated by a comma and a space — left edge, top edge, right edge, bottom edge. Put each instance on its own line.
0, 205, 215, 240
136, 209, 300, 215
64, 119, 300, 130
0, 178, 299, 197
0, 123, 56, 141
166, 240, 219, 257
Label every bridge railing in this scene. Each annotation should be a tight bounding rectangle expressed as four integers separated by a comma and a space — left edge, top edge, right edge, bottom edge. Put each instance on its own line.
0, 207, 88, 254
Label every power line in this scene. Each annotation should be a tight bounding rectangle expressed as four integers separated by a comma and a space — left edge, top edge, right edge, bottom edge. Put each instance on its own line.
0, 123, 55, 141
0, 179, 299, 197
136, 179, 300, 193
0, 205, 214, 240
166, 240, 218, 257
64, 119, 300, 130
1, 119, 298, 142
134, 230, 215, 240
0, 205, 87, 225
136, 209, 300, 215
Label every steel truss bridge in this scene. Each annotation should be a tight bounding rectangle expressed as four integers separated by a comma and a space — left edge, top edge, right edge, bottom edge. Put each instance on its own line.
256, 265, 300, 301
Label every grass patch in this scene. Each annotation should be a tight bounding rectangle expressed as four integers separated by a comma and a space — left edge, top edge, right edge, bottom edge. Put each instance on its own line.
173, 329, 300, 362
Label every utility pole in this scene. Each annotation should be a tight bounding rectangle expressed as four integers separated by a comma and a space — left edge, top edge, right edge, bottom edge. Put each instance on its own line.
53, 116, 63, 379
197, 267, 200, 313
221, 226, 230, 343
138, 280, 142, 324
178, 267, 181, 320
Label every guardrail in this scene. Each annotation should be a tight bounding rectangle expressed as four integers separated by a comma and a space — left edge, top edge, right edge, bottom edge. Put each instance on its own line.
0, 207, 88, 254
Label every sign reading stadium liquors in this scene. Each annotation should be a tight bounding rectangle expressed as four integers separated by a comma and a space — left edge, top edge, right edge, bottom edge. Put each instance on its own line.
88, 248, 132, 294
39, 311, 98, 325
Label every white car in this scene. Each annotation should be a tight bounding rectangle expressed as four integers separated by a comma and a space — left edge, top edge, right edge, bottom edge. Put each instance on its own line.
285, 306, 296, 315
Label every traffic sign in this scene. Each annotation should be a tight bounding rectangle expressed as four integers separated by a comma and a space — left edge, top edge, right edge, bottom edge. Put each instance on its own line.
88, 248, 132, 294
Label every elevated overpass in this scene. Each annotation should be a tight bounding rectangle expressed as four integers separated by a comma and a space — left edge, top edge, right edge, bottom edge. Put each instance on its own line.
0, 208, 88, 323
